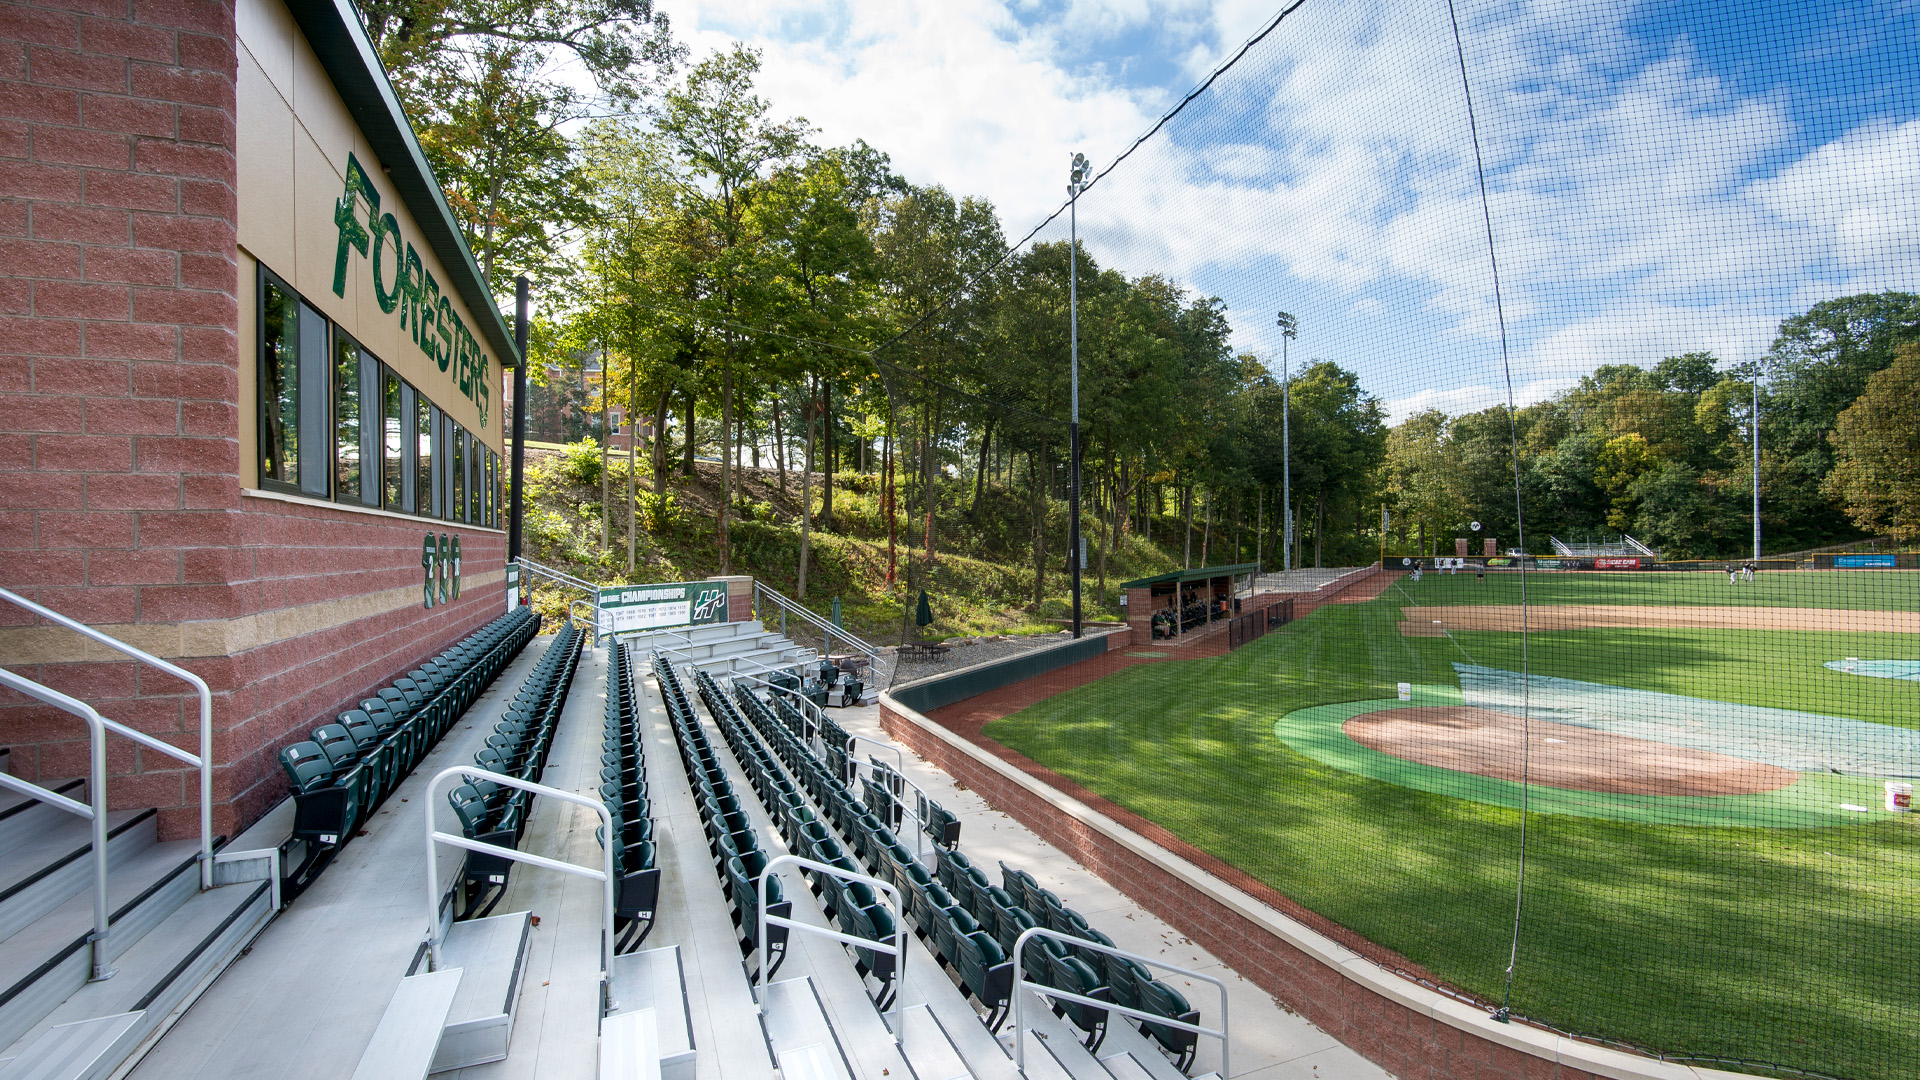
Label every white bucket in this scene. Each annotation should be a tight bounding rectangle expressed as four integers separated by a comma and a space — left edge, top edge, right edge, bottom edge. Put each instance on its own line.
1888, 781, 1914, 812
1397, 682, 1412, 702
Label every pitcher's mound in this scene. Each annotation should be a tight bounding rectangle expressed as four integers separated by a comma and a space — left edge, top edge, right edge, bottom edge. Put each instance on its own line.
1343, 707, 1797, 796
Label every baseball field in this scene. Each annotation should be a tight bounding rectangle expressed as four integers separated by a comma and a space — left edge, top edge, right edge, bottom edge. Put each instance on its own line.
983, 570, 1919, 1080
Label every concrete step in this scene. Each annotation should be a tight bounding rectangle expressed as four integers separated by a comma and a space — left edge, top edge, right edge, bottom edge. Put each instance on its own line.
0, 879, 273, 1079
894, 1004, 972, 1080
0, 810, 157, 949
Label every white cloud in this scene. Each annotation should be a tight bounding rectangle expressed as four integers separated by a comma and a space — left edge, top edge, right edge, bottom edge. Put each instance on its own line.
661, 0, 1913, 415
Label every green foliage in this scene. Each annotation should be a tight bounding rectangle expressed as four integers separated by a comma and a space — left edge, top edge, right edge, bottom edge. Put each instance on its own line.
556, 438, 604, 487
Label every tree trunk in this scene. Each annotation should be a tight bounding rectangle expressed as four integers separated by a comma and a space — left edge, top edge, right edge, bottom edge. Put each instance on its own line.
884, 418, 897, 588
1182, 485, 1193, 569
798, 386, 814, 600
772, 398, 787, 495
627, 366, 638, 573
970, 423, 991, 519
820, 378, 834, 527
1031, 444, 1048, 607
650, 388, 670, 499
1202, 489, 1211, 566
681, 384, 695, 477
599, 351, 611, 551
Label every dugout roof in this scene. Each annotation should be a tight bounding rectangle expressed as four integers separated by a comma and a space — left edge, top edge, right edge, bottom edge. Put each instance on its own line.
1118, 563, 1259, 590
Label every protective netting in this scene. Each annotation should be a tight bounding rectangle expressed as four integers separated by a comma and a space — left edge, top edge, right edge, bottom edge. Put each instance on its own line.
864, 2, 1920, 1076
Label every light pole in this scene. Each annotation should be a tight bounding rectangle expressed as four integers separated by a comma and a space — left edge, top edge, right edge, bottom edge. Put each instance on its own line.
1276, 311, 1297, 572
1751, 377, 1761, 561
1067, 152, 1091, 639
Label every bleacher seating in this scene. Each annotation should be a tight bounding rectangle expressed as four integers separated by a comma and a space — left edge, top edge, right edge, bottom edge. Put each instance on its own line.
600, 641, 662, 950
729, 672, 1210, 1074
445, 620, 583, 917
653, 654, 791, 977
278, 608, 540, 891
695, 668, 901, 1010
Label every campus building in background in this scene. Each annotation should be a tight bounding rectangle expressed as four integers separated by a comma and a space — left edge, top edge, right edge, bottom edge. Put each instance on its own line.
1, 0, 521, 839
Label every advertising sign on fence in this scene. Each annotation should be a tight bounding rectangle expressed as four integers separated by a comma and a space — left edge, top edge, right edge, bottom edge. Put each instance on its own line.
1835, 554, 1898, 568
597, 580, 729, 635
1594, 557, 1643, 570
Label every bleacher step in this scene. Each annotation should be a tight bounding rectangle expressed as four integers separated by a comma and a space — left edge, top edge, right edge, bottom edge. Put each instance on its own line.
1096, 1052, 1155, 1080
1006, 990, 1113, 1080
0, 1011, 143, 1080
759, 978, 853, 1080
408, 910, 532, 1073
604, 946, 694, 1080
0, 810, 156, 946
894, 1004, 973, 1080
0, 841, 201, 1052
598, 1007, 659, 1080
1093, 1013, 1197, 1080
349, 967, 463, 1080
0, 879, 272, 1080
0, 779, 87, 861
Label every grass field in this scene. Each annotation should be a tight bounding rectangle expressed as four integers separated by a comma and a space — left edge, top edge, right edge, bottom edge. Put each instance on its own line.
1400, 567, 1920, 610
984, 575, 1920, 1080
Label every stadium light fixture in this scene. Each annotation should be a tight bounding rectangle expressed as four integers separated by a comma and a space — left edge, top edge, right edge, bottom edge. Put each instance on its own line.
1067, 152, 1091, 639
1276, 311, 1297, 572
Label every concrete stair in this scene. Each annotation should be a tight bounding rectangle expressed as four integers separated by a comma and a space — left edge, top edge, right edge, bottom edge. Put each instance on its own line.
0, 784, 273, 1080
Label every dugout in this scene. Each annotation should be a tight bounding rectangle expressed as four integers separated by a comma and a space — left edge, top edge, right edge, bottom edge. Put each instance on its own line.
0, 0, 524, 839
1121, 563, 1258, 642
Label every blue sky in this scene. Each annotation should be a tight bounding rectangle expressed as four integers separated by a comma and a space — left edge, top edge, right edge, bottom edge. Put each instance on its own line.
668, 0, 1918, 419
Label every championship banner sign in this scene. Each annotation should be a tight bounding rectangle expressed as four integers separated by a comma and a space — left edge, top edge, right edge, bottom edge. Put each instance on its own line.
1835, 554, 1897, 568
597, 581, 729, 635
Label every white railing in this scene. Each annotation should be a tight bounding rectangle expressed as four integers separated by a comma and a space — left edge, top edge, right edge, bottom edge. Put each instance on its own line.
0, 667, 114, 981
755, 854, 907, 1050
752, 583, 882, 672
421, 767, 624, 1007
1011, 926, 1231, 1078
515, 556, 601, 596
0, 586, 214, 890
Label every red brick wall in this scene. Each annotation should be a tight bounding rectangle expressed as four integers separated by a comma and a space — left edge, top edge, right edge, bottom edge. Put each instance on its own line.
881, 701, 1615, 1080
0, 1, 517, 840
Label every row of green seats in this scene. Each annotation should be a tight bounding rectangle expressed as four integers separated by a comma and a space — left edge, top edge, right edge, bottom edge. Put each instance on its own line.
278, 608, 540, 891
600, 641, 660, 951
446, 621, 583, 918
654, 654, 790, 975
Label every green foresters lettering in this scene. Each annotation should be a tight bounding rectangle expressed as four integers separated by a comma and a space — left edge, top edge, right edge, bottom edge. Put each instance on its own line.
331, 152, 493, 428
402, 243, 423, 339
372, 212, 404, 314
331, 152, 378, 297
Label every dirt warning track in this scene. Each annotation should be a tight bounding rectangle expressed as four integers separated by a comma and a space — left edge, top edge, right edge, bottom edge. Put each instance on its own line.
1398, 604, 1920, 635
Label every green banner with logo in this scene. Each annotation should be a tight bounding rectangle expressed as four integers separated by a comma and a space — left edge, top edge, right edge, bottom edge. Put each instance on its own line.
597, 580, 729, 635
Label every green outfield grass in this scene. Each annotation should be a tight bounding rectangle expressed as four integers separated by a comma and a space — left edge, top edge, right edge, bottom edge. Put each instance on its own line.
983, 590, 1920, 1080
1398, 567, 1920, 610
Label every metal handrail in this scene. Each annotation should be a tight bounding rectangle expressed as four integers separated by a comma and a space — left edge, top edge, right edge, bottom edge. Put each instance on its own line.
0, 667, 113, 981
422, 767, 623, 1007
726, 674, 931, 860
568, 598, 596, 635
752, 583, 881, 669
515, 556, 601, 595
1011, 926, 1230, 1077
0, 586, 214, 888
755, 854, 907, 1050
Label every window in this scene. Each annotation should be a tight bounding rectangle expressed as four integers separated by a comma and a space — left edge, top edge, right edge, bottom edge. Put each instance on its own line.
450, 418, 466, 523
466, 430, 481, 524
333, 333, 380, 507
383, 369, 405, 510
418, 397, 437, 518
259, 270, 326, 496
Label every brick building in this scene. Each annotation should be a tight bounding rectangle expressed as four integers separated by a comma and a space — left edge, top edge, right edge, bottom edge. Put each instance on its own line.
1, 0, 520, 839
